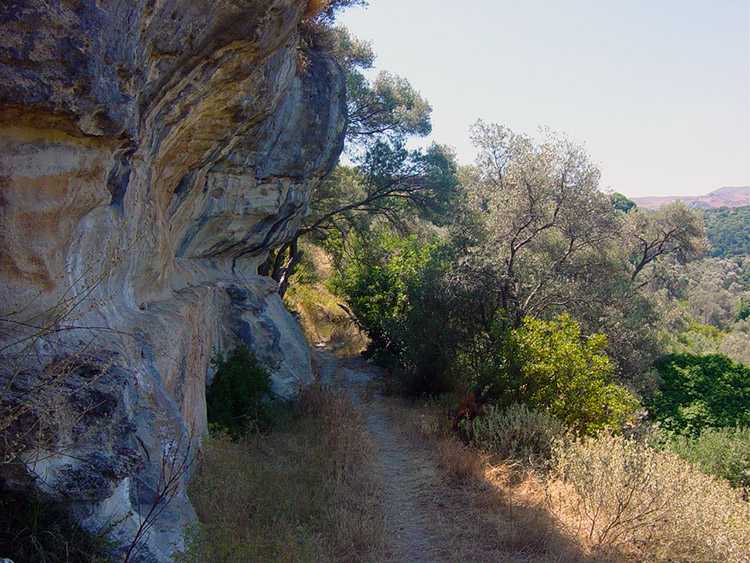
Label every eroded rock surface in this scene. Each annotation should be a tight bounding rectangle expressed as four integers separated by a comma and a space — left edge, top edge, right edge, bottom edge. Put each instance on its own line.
0, 1, 346, 559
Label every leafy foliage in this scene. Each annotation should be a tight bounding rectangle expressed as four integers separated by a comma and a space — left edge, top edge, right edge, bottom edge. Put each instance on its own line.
703, 205, 750, 259
346, 70, 432, 144
470, 403, 565, 466
609, 192, 636, 213
658, 257, 750, 330
338, 232, 456, 388
206, 345, 273, 437
303, 139, 459, 241
736, 297, 750, 322
719, 319, 750, 366
487, 316, 637, 434
264, 122, 456, 298
647, 353, 750, 434
460, 122, 617, 329
626, 200, 708, 282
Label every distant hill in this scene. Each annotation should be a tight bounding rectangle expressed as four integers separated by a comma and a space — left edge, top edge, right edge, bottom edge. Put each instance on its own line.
631, 186, 750, 210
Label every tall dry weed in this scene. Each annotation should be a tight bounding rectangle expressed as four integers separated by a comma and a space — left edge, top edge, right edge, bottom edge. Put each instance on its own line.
548, 433, 750, 562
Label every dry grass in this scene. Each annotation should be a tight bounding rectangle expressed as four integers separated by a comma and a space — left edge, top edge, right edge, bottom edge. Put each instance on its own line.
284, 277, 368, 355
387, 399, 591, 562
178, 384, 384, 562
392, 400, 750, 562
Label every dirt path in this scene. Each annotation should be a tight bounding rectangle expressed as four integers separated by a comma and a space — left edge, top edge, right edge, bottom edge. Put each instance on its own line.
314, 348, 452, 562
313, 346, 595, 563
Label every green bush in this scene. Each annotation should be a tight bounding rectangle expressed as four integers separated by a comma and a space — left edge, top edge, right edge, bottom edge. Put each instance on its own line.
671, 426, 750, 497
488, 315, 638, 434
470, 403, 564, 466
647, 353, 750, 434
206, 345, 273, 437
736, 297, 750, 322
339, 231, 469, 395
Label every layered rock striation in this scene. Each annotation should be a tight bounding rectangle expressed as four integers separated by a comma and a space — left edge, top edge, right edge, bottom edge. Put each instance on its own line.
0, 1, 346, 559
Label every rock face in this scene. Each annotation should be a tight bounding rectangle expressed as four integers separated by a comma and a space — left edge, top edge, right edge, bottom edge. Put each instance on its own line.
0, 1, 345, 559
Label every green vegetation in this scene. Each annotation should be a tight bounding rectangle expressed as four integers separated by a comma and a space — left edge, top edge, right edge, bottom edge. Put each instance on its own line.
670, 426, 750, 497
0, 481, 114, 562
206, 345, 274, 437
469, 403, 564, 466
406, 395, 750, 563
646, 353, 750, 434
281, 15, 750, 550
736, 297, 750, 321
703, 205, 750, 259
488, 316, 637, 434
233, 4, 750, 560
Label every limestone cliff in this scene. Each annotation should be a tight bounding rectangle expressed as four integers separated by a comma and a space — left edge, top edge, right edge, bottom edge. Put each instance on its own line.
0, 1, 346, 559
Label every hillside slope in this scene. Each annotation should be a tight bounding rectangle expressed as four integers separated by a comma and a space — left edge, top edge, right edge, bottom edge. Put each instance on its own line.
632, 186, 750, 210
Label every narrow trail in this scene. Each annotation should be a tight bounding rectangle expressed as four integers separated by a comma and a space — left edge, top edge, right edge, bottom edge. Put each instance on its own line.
314, 347, 453, 562
312, 347, 604, 563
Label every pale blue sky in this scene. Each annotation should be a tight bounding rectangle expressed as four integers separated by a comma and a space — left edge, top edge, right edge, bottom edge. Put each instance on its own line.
339, 1, 750, 198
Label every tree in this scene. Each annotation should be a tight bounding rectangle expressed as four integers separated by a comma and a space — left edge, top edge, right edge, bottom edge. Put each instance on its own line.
647, 353, 750, 434
487, 315, 637, 434
304, 25, 432, 149
610, 192, 637, 213
626, 201, 708, 283
265, 140, 458, 296
345, 70, 432, 145
452, 121, 618, 329
265, 23, 438, 295
703, 206, 750, 259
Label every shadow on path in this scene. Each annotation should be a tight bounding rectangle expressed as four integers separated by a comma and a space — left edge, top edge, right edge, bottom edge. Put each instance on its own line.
313, 347, 598, 563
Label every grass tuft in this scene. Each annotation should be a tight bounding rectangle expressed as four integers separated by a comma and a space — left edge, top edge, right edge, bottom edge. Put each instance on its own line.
0, 480, 114, 562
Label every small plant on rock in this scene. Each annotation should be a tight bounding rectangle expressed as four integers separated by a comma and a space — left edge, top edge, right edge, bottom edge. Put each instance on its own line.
206, 345, 273, 437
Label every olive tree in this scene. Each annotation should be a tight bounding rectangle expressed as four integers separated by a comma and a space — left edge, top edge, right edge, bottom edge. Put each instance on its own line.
453, 121, 618, 329
265, 140, 458, 296
626, 200, 708, 283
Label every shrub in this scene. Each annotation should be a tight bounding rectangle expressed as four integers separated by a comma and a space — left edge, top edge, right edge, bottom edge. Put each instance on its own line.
470, 403, 565, 467
647, 353, 750, 434
340, 232, 467, 395
206, 345, 273, 437
671, 426, 750, 497
489, 315, 638, 434
549, 433, 750, 561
